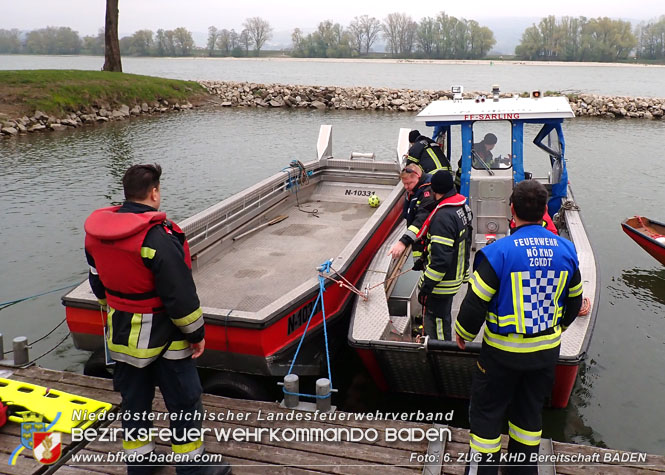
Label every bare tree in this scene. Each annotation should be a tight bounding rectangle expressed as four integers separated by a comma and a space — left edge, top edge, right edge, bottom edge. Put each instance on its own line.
242, 17, 273, 54
348, 18, 364, 55
360, 15, 382, 55
383, 12, 416, 56
239, 29, 253, 55
217, 29, 231, 55
102, 0, 122, 71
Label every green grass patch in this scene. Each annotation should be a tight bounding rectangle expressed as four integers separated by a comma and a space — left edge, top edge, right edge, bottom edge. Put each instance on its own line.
0, 70, 209, 118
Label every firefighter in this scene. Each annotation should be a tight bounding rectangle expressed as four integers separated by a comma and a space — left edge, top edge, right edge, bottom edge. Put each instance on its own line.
85, 164, 230, 475
387, 164, 436, 262
455, 180, 583, 475
406, 129, 452, 174
416, 171, 472, 340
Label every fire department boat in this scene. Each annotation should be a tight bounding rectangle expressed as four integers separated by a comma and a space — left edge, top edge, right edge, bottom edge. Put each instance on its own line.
63, 125, 403, 399
349, 87, 599, 408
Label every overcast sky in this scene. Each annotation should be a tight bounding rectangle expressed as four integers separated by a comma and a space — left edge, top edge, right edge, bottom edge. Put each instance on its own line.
3, 0, 663, 36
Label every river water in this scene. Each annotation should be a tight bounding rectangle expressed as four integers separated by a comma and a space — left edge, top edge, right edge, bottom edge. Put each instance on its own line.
1, 56, 665, 456
2, 54, 665, 97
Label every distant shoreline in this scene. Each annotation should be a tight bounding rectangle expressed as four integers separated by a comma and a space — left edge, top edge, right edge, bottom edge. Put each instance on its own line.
160, 56, 665, 69
1, 53, 664, 69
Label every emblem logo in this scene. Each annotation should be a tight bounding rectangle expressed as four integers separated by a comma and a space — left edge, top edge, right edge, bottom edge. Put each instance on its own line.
33, 432, 62, 464
20, 413, 46, 450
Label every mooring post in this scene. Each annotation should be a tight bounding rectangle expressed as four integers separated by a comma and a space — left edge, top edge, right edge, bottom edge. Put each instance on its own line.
13, 336, 29, 366
283, 374, 300, 408
316, 378, 332, 412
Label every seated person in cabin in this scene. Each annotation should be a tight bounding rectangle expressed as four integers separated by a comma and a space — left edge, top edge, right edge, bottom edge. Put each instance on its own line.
471, 133, 498, 168
455, 133, 509, 188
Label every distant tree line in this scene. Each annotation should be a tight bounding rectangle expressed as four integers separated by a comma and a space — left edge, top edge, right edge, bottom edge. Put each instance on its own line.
635, 15, 665, 60
206, 17, 273, 56
515, 15, 636, 61
2, 13, 665, 62
290, 12, 495, 59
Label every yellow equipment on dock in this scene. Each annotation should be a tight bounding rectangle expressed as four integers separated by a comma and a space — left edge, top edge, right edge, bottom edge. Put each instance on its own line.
0, 378, 112, 433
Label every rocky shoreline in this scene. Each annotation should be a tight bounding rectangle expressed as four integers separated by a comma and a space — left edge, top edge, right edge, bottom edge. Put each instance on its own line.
3, 81, 664, 137
200, 80, 665, 119
0, 100, 196, 137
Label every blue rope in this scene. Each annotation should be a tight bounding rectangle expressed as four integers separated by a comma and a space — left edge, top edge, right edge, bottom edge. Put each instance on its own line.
0, 282, 79, 309
284, 260, 334, 400
282, 389, 331, 399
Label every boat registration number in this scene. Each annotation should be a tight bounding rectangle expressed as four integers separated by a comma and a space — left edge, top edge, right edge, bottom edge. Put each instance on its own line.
345, 189, 375, 197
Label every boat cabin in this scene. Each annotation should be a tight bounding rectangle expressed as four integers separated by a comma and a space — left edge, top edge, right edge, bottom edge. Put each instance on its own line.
418, 86, 574, 250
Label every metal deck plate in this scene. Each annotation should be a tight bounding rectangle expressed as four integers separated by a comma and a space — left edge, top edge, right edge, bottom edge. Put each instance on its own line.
194, 182, 380, 313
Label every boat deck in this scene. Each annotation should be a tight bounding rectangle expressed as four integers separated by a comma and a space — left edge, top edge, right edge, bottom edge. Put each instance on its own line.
1, 365, 663, 474
194, 182, 379, 313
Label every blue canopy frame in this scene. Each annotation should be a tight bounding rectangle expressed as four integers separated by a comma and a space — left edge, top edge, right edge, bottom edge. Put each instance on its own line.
427, 118, 568, 215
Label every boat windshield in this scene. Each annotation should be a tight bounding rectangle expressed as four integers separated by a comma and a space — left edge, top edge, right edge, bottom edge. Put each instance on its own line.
471, 120, 512, 170
534, 124, 563, 160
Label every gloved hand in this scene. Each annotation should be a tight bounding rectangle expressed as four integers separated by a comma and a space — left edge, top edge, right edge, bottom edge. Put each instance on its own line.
412, 258, 425, 271
417, 289, 429, 306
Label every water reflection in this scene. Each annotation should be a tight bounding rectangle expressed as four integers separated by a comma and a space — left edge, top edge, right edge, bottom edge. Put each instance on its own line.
619, 267, 665, 307
101, 125, 136, 201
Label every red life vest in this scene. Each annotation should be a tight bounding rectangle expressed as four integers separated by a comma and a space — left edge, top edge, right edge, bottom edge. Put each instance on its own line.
416, 193, 467, 240
84, 205, 192, 314
509, 212, 558, 235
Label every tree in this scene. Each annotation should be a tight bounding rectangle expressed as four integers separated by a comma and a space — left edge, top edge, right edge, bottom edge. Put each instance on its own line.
416, 17, 438, 57
164, 30, 176, 56
82, 30, 105, 55
103, 0, 122, 71
516, 15, 636, 62
155, 29, 167, 56
217, 29, 231, 55
25, 27, 82, 54
383, 13, 418, 57
467, 21, 495, 58
635, 15, 665, 59
0, 29, 21, 53
360, 15, 382, 55
207, 26, 219, 56
239, 29, 253, 55
291, 28, 305, 56
348, 18, 364, 55
130, 30, 154, 56
242, 17, 272, 55
173, 27, 194, 56
515, 24, 544, 60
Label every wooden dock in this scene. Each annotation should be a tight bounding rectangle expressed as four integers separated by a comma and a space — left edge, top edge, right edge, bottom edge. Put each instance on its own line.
1, 365, 663, 474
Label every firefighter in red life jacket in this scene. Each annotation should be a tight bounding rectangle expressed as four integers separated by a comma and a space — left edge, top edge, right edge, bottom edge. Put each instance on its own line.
85, 164, 230, 475
416, 171, 473, 340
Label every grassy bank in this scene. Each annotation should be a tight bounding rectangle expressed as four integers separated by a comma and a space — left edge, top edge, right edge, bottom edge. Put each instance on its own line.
0, 70, 209, 119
